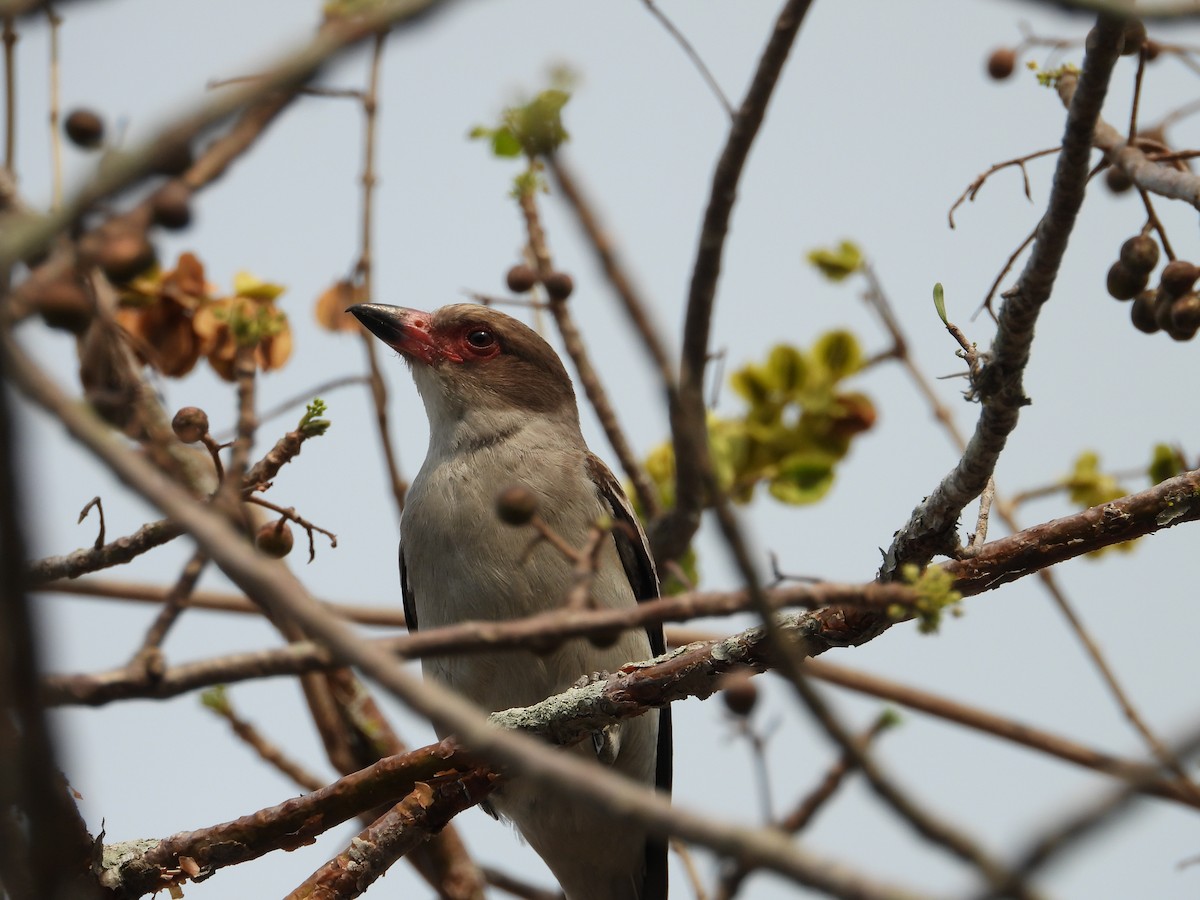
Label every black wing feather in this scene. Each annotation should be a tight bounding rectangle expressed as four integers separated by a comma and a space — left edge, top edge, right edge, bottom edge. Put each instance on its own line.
586, 453, 671, 900
399, 543, 418, 633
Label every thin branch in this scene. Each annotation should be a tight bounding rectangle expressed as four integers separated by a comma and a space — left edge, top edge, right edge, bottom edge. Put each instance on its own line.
548, 156, 675, 392
785, 671, 1043, 900
34, 576, 411, 628
355, 30, 408, 518
654, 0, 814, 565
2, 15, 13, 172
640, 0, 734, 118
0, 0, 447, 270
882, 18, 1125, 577
130, 548, 207, 664
947, 146, 1063, 228
46, 5, 62, 207
27, 517, 184, 584
203, 687, 326, 793
516, 186, 660, 517
805, 659, 1200, 810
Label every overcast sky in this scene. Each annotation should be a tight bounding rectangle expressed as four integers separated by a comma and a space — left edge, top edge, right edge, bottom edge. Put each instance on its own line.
13, 1, 1200, 897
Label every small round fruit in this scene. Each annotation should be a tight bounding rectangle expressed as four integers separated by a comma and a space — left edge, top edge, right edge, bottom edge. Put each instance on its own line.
36, 279, 92, 334
93, 230, 157, 283
1155, 289, 1177, 330
1170, 292, 1200, 331
1120, 19, 1147, 56
496, 485, 538, 525
151, 180, 193, 231
1104, 165, 1133, 194
64, 108, 105, 149
151, 139, 193, 177
1160, 260, 1199, 296
1106, 261, 1147, 300
172, 406, 210, 443
587, 628, 622, 649
506, 264, 537, 293
256, 520, 294, 558
1130, 292, 1160, 333
719, 670, 758, 717
544, 271, 574, 301
1119, 235, 1159, 273
986, 47, 1016, 80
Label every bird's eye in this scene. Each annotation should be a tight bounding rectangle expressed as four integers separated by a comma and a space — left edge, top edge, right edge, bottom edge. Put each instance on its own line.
466, 328, 496, 349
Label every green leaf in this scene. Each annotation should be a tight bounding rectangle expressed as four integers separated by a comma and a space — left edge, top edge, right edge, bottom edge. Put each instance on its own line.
933, 282, 948, 325
806, 240, 862, 282
1148, 443, 1184, 484
491, 128, 523, 158
729, 364, 772, 406
767, 453, 836, 505
810, 330, 863, 381
765, 344, 807, 393
233, 271, 286, 302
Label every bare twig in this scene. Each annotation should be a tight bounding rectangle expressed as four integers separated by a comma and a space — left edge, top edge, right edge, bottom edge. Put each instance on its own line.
548, 156, 675, 392
640, 0, 734, 118
948, 146, 1063, 228
654, 0, 814, 565
46, 5, 62, 207
28, 517, 184, 584
76, 495, 105, 549
203, 686, 326, 793
129, 549, 207, 667
2, 15, 13, 172
806, 659, 1200, 809
882, 18, 1125, 577
516, 187, 660, 518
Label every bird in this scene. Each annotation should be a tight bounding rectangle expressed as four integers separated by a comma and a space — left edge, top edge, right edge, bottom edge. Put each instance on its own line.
349, 302, 671, 900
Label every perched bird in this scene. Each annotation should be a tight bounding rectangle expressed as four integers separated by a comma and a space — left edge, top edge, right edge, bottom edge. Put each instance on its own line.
349, 302, 671, 900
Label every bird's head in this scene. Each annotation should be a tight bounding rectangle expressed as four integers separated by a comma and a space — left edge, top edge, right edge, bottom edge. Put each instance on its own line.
348, 303, 579, 437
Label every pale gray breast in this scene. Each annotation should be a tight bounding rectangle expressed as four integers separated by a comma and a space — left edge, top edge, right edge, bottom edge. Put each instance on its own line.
402, 437, 649, 712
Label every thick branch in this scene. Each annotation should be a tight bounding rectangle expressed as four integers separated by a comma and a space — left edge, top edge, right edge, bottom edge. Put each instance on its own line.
881, 17, 1124, 577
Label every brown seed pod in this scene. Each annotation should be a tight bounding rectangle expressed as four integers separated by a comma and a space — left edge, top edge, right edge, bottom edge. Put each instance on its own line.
35, 278, 92, 334
64, 108, 105, 149
543, 271, 574, 301
506, 264, 537, 294
719, 669, 759, 717
98, 232, 157, 283
1130, 292, 1160, 334
1120, 19, 1147, 56
151, 139, 194, 177
1170, 292, 1200, 331
1104, 166, 1133, 194
1160, 260, 1199, 297
586, 628, 622, 649
1143, 39, 1162, 62
1119, 235, 1159, 274
986, 47, 1016, 80
256, 519, 294, 558
496, 485, 538, 525
1106, 261, 1147, 301
1155, 288, 1177, 331
151, 180, 193, 231
171, 406, 210, 444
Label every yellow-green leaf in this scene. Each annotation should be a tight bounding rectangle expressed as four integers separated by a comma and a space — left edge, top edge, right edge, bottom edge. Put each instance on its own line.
806, 240, 862, 282
768, 453, 836, 505
233, 271, 286, 302
811, 330, 863, 381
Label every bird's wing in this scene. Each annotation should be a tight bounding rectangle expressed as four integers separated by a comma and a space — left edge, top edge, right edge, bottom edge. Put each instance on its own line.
585, 452, 672, 900
399, 543, 418, 632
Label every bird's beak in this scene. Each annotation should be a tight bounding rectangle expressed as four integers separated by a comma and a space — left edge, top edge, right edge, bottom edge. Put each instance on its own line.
347, 304, 453, 365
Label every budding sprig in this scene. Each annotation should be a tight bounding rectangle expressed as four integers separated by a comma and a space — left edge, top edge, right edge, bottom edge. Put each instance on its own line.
171, 400, 336, 562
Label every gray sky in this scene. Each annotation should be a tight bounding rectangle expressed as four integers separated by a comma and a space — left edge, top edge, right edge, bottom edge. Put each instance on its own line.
15, 0, 1200, 897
